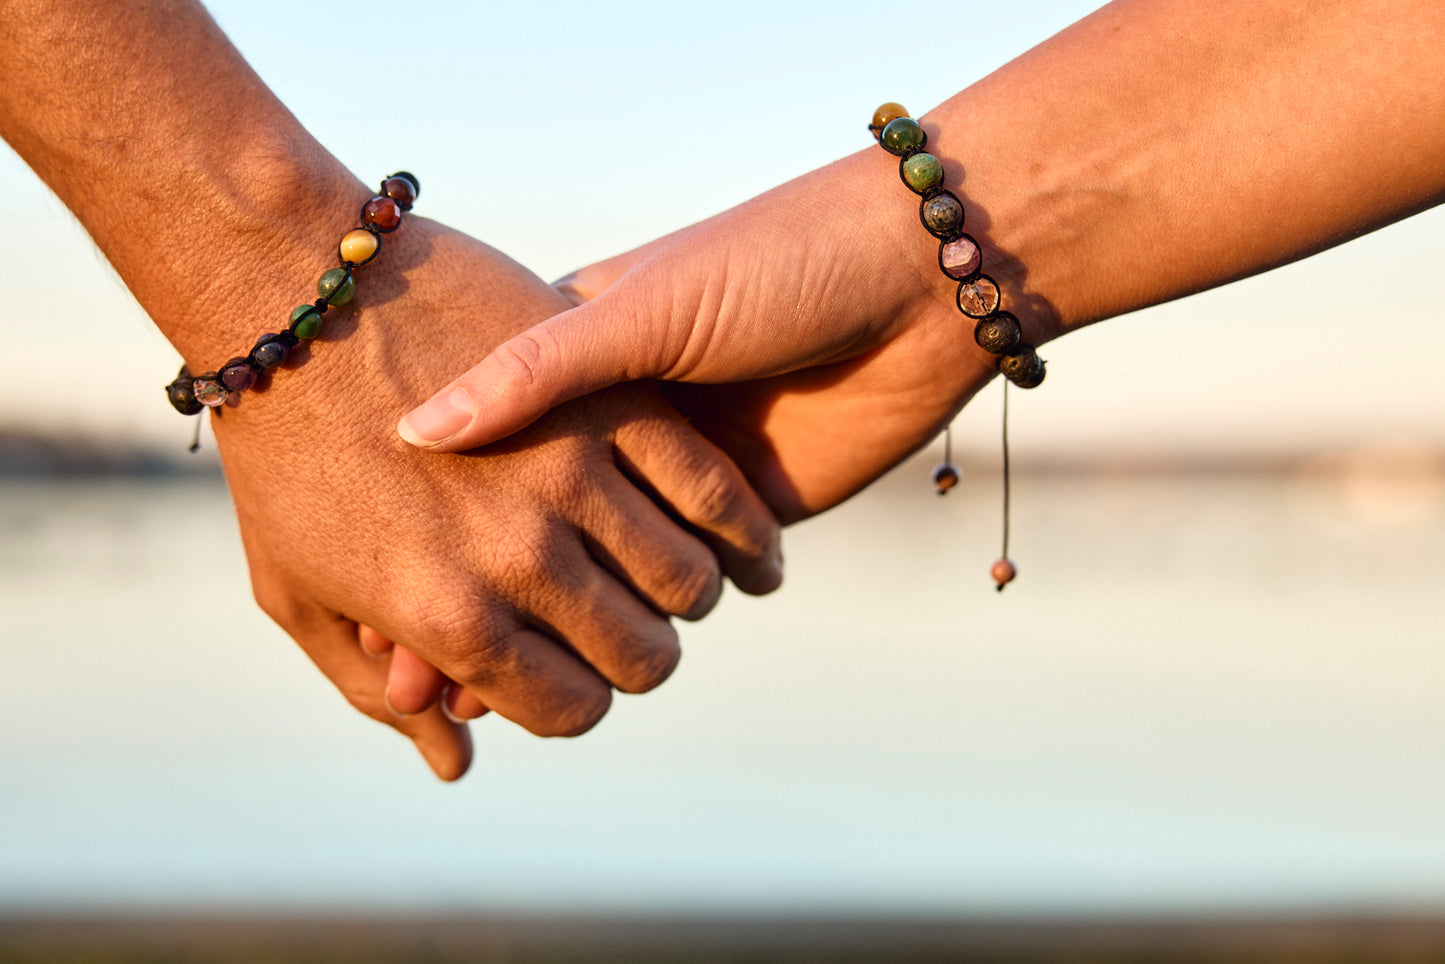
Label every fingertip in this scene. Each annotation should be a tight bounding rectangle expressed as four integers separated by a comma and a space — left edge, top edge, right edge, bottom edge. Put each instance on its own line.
398, 386, 477, 451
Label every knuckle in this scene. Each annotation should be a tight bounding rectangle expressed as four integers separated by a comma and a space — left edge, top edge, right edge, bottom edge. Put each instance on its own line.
614, 626, 682, 695
537, 686, 613, 738
497, 522, 573, 591
660, 550, 722, 621
684, 460, 747, 530
491, 331, 548, 390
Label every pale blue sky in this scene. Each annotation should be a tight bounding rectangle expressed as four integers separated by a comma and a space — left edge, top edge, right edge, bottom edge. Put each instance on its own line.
1, 0, 1442, 461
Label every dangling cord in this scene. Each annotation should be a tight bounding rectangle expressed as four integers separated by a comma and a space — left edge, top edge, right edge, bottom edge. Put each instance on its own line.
992, 381, 1017, 591
932, 423, 960, 494
188, 413, 203, 454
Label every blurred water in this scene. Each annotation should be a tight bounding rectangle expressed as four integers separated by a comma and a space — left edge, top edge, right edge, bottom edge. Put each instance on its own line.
1, 457, 1444, 915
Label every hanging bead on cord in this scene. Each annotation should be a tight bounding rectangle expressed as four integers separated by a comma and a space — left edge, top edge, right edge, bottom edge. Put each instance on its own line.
868, 103, 1045, 590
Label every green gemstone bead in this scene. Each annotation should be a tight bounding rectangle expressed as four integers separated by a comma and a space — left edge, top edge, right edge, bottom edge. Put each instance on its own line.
902, 153, 943, 193
317, 268, 355, 306
880, 117, 925, 156
290, 304, 323, 339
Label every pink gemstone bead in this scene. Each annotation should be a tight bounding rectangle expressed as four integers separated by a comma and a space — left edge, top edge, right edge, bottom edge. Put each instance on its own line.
940, 236, 981, 280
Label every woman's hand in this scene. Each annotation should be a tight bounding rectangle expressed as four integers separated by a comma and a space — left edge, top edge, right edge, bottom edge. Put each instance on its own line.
396, 150, 1044, 522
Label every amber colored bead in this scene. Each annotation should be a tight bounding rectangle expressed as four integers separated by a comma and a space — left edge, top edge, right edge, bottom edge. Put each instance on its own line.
316, 268, 355, 306
901, 152, 944, 194
192, 372, 228, 407
999, 344, 1047, 388
363, 195, 403, 232
991, 558, 1017, 591
973, 312, 1022, 355
872, 102, 909, 130
932, 462, 960, 495
339, 228, 380, 265
290, 304, 324, 339
957, 276, 1001, 318
382, 175, 418, 211
880, 117, 925, 156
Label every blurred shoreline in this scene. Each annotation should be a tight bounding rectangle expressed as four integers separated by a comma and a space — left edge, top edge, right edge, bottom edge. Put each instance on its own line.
7, 912, 1445, 962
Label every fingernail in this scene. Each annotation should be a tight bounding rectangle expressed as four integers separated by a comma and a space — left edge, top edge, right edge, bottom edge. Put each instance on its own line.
383, 687, 413, 719
440, 685, 466, 725
398, 387, 475, 447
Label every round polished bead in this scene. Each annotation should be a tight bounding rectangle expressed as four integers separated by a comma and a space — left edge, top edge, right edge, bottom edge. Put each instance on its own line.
880, 117, 925, 156
932, 462, 960, 495
973, 312, 1022, 355
991, 557, 1017, 591
339, 228, 380, 265
901, 153, 944, 194
999, 344, 1047, 388
317, 269, 355, 306
872, 102, 909, 130
390, 171, 420, 200
192, 373, 228, 407
939, 235, 981, 280
290, 304, 324, 339
381, 175, 417, 211
957, 275, 1001, 318
249, 333, 291, 369
166, 368, 202, 416
363, 195, 403, 232
220, 357, 258, 392
920, 192, 964, 238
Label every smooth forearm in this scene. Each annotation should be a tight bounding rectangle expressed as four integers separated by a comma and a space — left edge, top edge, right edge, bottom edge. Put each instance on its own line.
922, 0, 1445, 340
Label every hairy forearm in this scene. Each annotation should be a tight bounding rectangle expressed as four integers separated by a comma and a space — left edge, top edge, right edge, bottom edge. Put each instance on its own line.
922, 0, 1445, 340
0, 0, 364, 362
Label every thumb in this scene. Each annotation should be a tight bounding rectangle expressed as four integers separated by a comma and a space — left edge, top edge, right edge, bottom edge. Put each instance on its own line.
397, 295, 671, 452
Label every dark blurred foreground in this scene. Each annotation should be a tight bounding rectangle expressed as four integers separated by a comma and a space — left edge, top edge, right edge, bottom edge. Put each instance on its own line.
6, 915, 1445, 963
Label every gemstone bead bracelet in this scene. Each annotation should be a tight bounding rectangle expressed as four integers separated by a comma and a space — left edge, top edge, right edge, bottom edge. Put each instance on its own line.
164, 171, 420, 416
867, 104, 1045, 389
869, 104, 1039, 589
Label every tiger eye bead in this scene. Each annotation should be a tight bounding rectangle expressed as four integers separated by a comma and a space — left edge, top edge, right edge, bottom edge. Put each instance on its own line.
317, 269, 355, 306
920, 192, 964, 238
381, 175, 418, 211
932, 462, 960, 495
901, 152, 944, 194
872, 102, 909, 130
973, 312, 1023, 355
192, 372, 228, 407
363, 195, 403, 232
339, 228, 380, 265
880, 117, 925, 156
219, 357, 257, 392
249, 333, 291, 369
290, 304, 324, 339
999, 344, 1047, 388
957, 276, 1001, 318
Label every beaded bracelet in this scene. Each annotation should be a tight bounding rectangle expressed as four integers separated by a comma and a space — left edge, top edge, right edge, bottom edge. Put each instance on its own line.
868, 105, 1045, 389
869, 104, 1040, 589
164, 171, 420, 416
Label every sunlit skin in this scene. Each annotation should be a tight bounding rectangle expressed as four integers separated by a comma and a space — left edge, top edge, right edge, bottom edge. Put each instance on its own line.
404, 0, 1445, 515
0, 0, 785, 780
